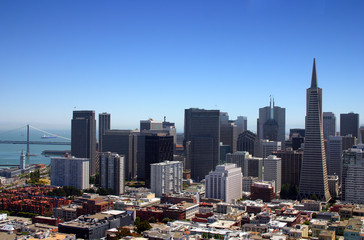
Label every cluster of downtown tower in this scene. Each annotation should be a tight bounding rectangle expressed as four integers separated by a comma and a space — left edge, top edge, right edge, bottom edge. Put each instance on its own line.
64, 59, 361, 203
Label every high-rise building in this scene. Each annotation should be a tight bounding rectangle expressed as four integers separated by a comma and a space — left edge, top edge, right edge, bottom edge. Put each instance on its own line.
71, 110, 97, 175
289, 128, 305, 139
237, 130, 258, 156
245, 156, 264, 180
138, 134, 174, 187
291, 133, 305, 151
327, 175, 339, 199
220, 122, 237, 153
298, 58, 331, 202
98, 112, 110, 152
326, 136, 343, 179
258, 140, 282, 158
235, 116, 248, 135
323, 112, 336, 140
360, 126, 364, 144
226, 151, 250, 174
340, 113, 359, 138
51, 156, 89, 190
342, 147, 364, 203
274, 150, 303, 188
205, 163, 242, 203
184, 108, 220, 181
140, 118, 163, 131
342, 135, 357, 151
102, 130, 137, 180
151, 161, 183, 198
263, 155, 282, 194
257, 97, 286, 148
242, 176, 259, 192
99, 152, 125, 195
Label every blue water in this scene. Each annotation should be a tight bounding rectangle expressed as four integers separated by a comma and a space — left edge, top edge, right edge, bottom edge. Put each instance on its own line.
0, 129, 71, 167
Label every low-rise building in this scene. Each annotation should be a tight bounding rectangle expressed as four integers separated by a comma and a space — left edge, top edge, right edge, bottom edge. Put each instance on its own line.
58, 210, 132, 239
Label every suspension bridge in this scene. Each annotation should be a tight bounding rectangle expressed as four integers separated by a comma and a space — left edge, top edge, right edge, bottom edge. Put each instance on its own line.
0, 125, 71, 156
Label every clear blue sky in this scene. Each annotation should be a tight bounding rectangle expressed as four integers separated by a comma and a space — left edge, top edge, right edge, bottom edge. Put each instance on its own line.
1, 0, 363, 132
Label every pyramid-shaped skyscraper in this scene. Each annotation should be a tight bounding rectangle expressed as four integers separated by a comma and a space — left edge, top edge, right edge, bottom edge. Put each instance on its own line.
298, 58, 331, 202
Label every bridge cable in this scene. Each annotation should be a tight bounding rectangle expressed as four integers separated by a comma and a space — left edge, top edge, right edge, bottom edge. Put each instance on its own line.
28, 125, 71, 141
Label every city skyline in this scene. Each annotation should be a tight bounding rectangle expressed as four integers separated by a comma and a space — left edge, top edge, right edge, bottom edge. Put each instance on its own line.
1, 1, 363, 132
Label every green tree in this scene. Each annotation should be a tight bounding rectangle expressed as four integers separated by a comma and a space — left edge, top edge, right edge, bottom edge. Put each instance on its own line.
134, 217, 141, 226
136, 220, 151, 233
148, 217, 156, 223
162, 217, 171, 224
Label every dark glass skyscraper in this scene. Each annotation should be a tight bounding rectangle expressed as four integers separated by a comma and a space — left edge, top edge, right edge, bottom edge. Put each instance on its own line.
298, 59, 331, 202
340, 112, 359, 138
98, 112, 110, 152
71, 110, 97, 175
184, 108, 220, 181
102, 130, 137, 180
237, 130, 258, 156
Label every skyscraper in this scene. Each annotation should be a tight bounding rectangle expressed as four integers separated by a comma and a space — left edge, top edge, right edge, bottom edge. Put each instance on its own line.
340, 113, 359, 138
140, 118, 163, 131
71, 110, 97, 175
184, 108, 220, 181
137, 134, 174, 187
237, 130, 258, 156
323, 112, 336, 140
257, 98, 286, 148
98, 112, 110, 152
274, 149, 303, 188
235, 116, 247, 135
102, 130, 137, 180
263, 155, 282, 194
326, 136, 343, 179
298, 59, 331, 202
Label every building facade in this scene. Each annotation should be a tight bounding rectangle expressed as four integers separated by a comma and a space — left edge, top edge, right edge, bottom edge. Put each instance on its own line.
326, 136, 343, 179
99, 152, 125, 195
51, 156, 89, 190
274, 150, 303, 188
263, 155, 282, 194
98, 112, 110, 152
151, 161, 183, 198
237, 130, 258, 156
184, 108, 220, 181
71, 110, 97, 175
102, 130, 137, 180
298, 58, 331, 202
257, 98, 286, 148
323, 112, 336, 140
235, 116, 248, 135
340, 113, 359, 138
205, 164, 242, 203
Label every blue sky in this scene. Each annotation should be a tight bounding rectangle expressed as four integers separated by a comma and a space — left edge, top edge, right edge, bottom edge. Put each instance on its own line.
1, 0, 363, 132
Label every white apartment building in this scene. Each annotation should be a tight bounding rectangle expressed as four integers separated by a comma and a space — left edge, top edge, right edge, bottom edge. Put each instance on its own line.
151, 161, 182, 197
51, 156, 89, 190
263, 155, 282, 193
205, 163, 242, 203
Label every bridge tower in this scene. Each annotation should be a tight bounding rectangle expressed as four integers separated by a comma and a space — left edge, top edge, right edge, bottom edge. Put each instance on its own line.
26, 124, 30, 156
